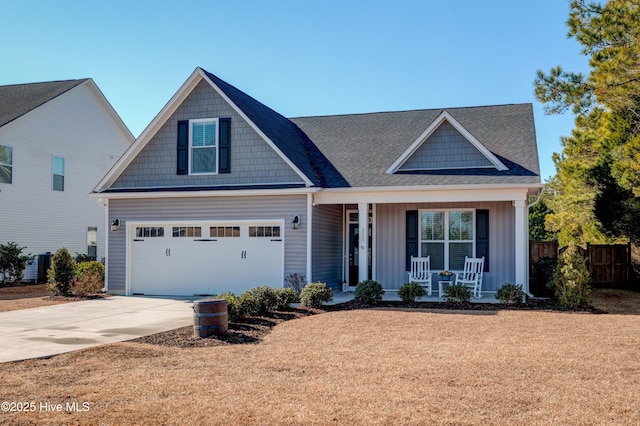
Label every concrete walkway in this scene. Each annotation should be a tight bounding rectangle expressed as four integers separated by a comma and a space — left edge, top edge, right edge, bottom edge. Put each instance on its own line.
0, 296, 195, 363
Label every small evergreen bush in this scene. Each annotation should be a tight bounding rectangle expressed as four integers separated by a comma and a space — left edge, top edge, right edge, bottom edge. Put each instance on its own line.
47, 247, 75, 296
495, 283, 525, 304
353, 280, 385, 304
554, 243, 592, 308
237, 286, 278, 316
237, 290, 262, 317
217, 292, 240, 321
300, 282, 333, 308
443, 283, 471, 303
70, 270, 103, 296
398, 282, 426, 304
274, 287, 299, 310
0, 242, 33, 285
74, 261, 105, 282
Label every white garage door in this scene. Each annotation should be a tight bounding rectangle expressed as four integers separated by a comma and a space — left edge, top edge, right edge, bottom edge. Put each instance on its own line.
129, 221, 284, 296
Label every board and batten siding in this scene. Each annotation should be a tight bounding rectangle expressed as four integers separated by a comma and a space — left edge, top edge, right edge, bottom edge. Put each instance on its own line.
311, 204, 343, 291
0, 83, 132, 280
112, 80, 304, 189
375, 201, 515, 291
106, 194, 308, 294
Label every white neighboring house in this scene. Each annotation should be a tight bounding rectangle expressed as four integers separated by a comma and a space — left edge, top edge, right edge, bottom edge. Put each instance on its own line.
0, 79, 134, 282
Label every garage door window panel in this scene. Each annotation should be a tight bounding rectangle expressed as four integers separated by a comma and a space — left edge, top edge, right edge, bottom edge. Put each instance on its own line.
172, 226, 202, 238
210, 226, 240, 237
136, 227, 165, 238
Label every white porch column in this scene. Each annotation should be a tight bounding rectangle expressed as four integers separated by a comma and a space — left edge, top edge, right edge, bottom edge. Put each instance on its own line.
513, 200, 527, 288
358, 202, 369, 283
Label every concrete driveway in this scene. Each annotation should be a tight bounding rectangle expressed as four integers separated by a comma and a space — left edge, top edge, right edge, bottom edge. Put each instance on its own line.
0, 296, 195, 363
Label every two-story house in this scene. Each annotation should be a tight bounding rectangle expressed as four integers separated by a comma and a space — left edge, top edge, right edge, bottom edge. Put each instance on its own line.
0, 78, 134, 281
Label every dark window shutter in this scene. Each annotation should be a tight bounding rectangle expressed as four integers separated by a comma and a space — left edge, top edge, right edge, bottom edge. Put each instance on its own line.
476, 209, 489, 272
406, 210, 418, 270
218, 118, 231, 173
177, 120, 189, 175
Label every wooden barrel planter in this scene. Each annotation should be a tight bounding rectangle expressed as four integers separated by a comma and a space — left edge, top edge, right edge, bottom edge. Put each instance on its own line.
193, 299, 228, 338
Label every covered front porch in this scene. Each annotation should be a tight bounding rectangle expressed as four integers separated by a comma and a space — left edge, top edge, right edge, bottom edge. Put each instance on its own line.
308, 186, 536, 296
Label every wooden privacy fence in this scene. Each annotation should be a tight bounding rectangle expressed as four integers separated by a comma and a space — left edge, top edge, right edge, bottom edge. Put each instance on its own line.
530, 241, 632, 285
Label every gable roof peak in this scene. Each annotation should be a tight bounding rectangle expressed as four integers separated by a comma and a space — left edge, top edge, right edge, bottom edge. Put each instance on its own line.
385, 109, 508, 174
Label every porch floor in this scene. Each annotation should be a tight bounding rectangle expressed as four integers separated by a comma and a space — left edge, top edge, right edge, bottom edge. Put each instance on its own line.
327, 290, 498, 305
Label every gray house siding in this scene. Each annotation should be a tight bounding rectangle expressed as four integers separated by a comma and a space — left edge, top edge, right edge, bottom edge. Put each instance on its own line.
311, 204, 343, 292
112, 80, 304, 189
106, 194, 308, 294
375, 201, 515, 291
399, 121, 493, 170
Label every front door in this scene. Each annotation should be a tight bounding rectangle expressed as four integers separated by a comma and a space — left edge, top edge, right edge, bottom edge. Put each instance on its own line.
346, 210, 372, 288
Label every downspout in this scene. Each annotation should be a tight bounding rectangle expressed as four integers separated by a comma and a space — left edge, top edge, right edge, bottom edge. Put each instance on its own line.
525, 186, 545, 297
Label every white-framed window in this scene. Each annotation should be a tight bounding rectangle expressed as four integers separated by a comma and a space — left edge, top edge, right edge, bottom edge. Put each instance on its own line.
189, 118, 218, 174
0, 145, 13, 184
87, 227, 98, 259
52, 156, 65, 191
419, 209, 474, 271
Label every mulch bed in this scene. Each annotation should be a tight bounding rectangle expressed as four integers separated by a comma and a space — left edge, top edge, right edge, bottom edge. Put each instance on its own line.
130, 298, 603, 349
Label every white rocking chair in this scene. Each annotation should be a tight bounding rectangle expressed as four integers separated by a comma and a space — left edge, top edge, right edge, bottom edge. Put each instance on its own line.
454, 256, 485, 298
407, 256, 432, 296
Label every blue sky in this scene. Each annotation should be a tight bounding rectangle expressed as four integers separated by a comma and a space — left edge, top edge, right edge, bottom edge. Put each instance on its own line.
2, 0, 590, 180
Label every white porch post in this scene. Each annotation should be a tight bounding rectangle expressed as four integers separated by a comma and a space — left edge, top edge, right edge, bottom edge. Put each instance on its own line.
358, 202, 368, 284
513, 199, 527, 289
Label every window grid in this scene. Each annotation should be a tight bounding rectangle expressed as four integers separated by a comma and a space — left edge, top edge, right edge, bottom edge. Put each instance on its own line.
419, 210, 474, 271
136, 227, 165, 238
172, 226, 202, 238
249, 226, 281, 238
0, 145, 13, 184
190, 118, 218, 175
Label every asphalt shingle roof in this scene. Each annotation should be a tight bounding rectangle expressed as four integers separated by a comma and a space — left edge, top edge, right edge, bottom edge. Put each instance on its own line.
203, 70, 347, 188
290, 104, 541, 187
0, 79, 88, 128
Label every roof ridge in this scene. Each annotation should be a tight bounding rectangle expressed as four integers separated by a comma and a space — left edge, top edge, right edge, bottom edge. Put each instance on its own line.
289, 102, 532, 120
0, 78, 89, 89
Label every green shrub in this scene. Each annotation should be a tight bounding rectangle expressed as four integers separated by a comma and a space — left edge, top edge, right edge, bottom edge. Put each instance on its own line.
0, 242, 33, 285
398, 282, 426, 304
237, 291, 261, 317
354, 280, 385, 304
495, 283, 525, 304
274, 287, 299, 310
237, 286, 278, 316
300, 282, 333, 308
217, 292, 241, 321
71, 270, 103, 296
47, 247, 75, 296
74, 253, 96, 263
443, 283, 471, 303
554, 244, 592, 308
74, 261, 105, 281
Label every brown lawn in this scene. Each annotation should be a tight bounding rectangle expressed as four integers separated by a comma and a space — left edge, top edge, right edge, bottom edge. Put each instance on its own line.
0, 284, 69, 312
1, 287, 639, 425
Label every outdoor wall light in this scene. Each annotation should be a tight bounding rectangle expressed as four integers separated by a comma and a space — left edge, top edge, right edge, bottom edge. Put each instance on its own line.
292, 215, 300, 229
111, 218, 121, 232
